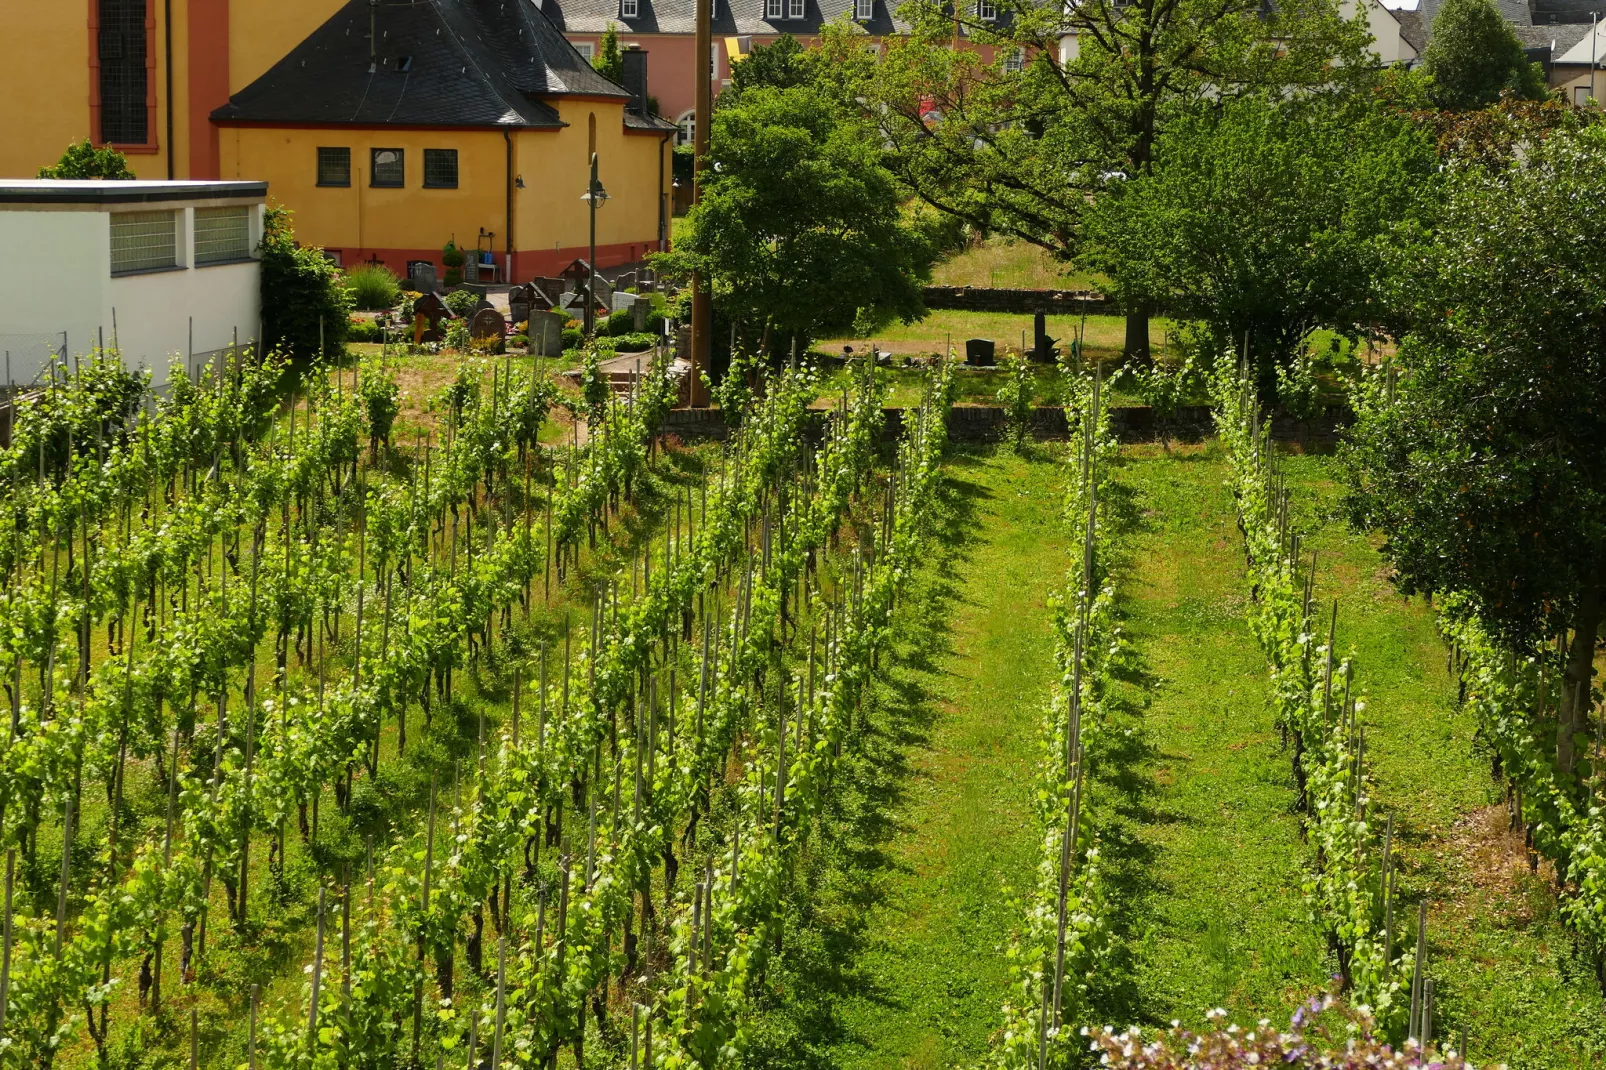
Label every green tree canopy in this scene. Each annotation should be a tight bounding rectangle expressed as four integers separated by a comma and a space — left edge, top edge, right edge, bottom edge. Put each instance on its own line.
1341, 123, 1606, 773
1421, 0, 1547, 109
594, 23, 624, 84
655, 84, 934, 354
259, 204, 352, 360
725, 34, 818, 101
37, 140, 135, 180
1082, 92, 1436, 398
826, 0, 1372, 358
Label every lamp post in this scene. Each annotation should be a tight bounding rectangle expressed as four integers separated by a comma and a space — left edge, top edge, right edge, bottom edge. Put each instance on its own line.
1592, 11, 1599, 109
581, 152, 609, 337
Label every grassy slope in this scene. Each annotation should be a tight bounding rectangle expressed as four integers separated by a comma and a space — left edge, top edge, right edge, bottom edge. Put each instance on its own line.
1102, 445, 1330, 1027
1284, 455, 1606, 1068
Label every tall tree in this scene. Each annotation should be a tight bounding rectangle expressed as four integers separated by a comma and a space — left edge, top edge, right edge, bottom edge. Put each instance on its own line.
828, 0, 1372, 359
725, 34, 817, 101
1341, 121, 1606, 779
1082, 91, 1436, 397
593, 23, 625, 84
1421, 0, 1547, 110
655, 84, 935, 355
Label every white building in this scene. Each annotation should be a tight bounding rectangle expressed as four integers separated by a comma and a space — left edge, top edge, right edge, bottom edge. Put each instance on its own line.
0, 180, 267, 386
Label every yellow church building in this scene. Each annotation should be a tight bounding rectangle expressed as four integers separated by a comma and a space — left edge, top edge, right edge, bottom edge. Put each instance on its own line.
3, 0, 675, 280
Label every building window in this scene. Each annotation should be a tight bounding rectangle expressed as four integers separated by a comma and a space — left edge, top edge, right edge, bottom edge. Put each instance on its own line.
194, 206, 252, 265
1577, 85, 1594, 107
575, 41, 595, 61
110, 210, 177, 275
371, 148, 405, 187
789, 0, 805, 17
423, 149, 459, 188
98, 0, 149, 144
621, 0, 639, 15
856, 0, 873, 17
1004, 47, 1025, 71
976, 0, 997, 17
766, 0, 784, 17
676, 111, 696, 146
317, 147, 352, 187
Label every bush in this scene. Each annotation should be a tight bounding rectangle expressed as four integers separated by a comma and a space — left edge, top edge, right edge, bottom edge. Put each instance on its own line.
38, 140, 135, 179
347, 320, 381, 343
345, 265, 402, 311
613, 332, 658, 352
510, 334, 529, 349
260, 203, 352, 358
444, 290, 480, 317
561, 328, 584, 350
602, 309, 636, 336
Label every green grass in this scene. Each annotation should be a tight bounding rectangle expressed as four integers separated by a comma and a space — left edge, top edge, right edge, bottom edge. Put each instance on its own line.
1102, 444, 1330, 1026
743, 447, 1070, 1069
816, 310, 1171, 364
929, 239, 1104, 291
1284, 455, 1606, 1067
748, 442, 1606, 1068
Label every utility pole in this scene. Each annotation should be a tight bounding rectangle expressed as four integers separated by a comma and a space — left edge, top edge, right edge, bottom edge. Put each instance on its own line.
688, 0, 713, 406
1592, 12, 1599, 108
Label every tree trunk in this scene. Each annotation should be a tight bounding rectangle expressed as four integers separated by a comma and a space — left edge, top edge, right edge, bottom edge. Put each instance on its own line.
1123, 310, 1150, 364
1558, 576, 1602, 780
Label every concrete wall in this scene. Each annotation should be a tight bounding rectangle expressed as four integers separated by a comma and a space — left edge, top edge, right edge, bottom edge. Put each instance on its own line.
0, 201, 262, 384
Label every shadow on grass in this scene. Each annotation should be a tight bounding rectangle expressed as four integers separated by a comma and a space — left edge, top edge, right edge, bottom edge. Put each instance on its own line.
738, 459, 985, 1070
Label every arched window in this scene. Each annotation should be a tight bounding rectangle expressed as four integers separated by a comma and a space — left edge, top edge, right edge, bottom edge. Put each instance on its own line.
676, 111, 696, 147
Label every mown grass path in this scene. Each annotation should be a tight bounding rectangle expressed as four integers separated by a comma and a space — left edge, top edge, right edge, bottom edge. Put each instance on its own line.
1102, 446, 1330, 1028
746, 448, 1069, 1070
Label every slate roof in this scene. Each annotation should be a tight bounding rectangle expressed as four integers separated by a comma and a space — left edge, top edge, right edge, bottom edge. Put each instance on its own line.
1397, 0, 1598, 57
1554, 19, 1606, 63
539, 0, 911, 38
214, 0, 645, 128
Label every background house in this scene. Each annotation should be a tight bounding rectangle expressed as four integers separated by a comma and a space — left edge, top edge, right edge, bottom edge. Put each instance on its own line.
0, 180, 265, 384
2, 0, 673, 282
212, 0, 675, 280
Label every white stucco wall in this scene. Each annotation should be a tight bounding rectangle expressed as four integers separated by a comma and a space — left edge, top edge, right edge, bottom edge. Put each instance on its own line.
0, 200, 263, 386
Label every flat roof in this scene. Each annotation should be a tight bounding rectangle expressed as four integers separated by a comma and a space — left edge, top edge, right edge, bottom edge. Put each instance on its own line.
0, 180, 268, 205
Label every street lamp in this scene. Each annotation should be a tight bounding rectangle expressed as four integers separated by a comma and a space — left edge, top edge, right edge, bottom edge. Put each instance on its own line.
580, 152, 610, 337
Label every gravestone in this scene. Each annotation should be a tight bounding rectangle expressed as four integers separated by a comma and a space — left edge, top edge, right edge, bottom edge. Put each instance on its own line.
409, 261, 438, 294
414, 292, 453, 342
1033, 312, 1056, 363
508, 284, 533, 326
632, 297, 649, 333
615, 271, 637, 293
611, 291, 638, 313
470, 307, 507, 344
528, 310, 566, 356
532, 277, 566, 305
474, 298, 496, 316
965, 338, 996, 367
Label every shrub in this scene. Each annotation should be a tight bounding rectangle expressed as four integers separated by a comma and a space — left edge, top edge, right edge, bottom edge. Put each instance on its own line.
612, 332, 658, 352
259, 203, 352, 359
442, 241, 465, 287
345, 265, 402, 311
444, 290, 480, 318
346, 320, 381, 344
561, 328, 584, 350
509, 334, 529, 349
603, 309, 635, 336
38, 140, 135, 179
